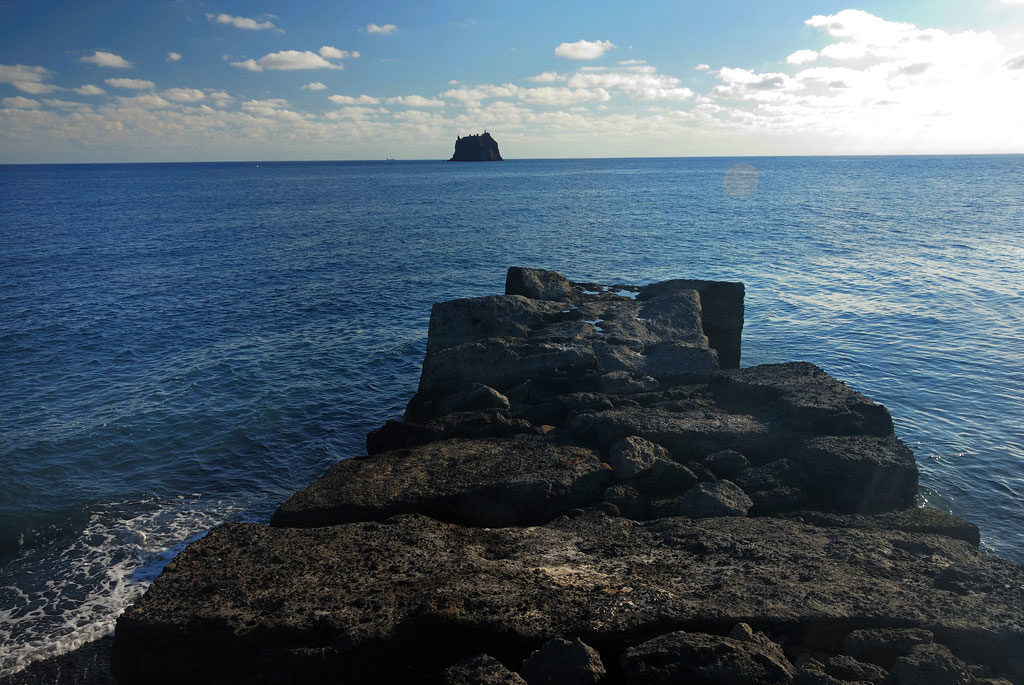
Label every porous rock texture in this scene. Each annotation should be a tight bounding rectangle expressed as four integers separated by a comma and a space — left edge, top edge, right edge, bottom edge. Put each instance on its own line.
111, 268, 1024, 684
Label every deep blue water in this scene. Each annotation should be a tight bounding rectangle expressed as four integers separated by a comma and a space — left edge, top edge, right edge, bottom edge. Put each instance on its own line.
1, 157, 1022, 674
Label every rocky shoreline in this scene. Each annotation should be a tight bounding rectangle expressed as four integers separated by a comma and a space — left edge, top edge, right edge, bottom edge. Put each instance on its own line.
10, 268, 1023, 684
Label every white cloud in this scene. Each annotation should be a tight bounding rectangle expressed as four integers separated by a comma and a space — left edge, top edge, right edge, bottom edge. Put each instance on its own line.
2, 96, 41, 109
1, 64, 53, 84
1005, 53, 1024, 69
81, 51, 132, 68
695, 64, 710, 71
328, 94, 380, 105
118, 94, 170, 109
12, 81, 58, 94
206, 13, 278, 31
618, 59, 646, 66
386, 95, 444, 107
106, 78, 155, 89
528, 72, 563, 83
42, 98, 85, 108
442, 84, 521, 107
232, 49, 353, 72
567, 68, 694, 100
302, 81, 328, 90
517, 86, 611, 105
555, 39, 616, 60
786, 49, 819, 65
164, 88, 205, 102
74, 84, 106, 95
365, 23, 398, 35
167, 52, 182, 63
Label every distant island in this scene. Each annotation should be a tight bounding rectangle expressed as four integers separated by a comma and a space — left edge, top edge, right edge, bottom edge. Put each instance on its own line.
449, 131, 503, 161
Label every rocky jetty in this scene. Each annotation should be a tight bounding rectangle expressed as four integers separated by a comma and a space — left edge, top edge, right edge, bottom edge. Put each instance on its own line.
450, 132, 503, 161
109, 267, 1024, 684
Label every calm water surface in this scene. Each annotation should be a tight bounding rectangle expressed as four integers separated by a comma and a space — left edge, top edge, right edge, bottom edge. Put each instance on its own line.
1, 157, 1022, 674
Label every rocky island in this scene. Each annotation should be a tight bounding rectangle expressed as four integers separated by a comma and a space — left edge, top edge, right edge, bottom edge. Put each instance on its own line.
27, 267, 1021, 684
449, 132, 503, 161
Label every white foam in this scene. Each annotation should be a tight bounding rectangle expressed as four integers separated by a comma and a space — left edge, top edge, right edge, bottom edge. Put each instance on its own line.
612, 289, 639, 299
0, 495, 242, 677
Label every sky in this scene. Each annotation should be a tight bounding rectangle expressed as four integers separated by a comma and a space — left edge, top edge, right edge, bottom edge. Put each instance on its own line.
3, 0, 1024, 162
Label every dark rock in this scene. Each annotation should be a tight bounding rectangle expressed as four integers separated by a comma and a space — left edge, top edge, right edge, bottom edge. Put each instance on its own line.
412, 382, 511, 421
632, 459, 697, 496
638, 278, 745, 368
842, 628, 933, 668
598, 371, 658, 395
424, 295, 568, 358
450, 131, 503, 161
621, 629, 794, 684
602, 484, 649, 520
797, 435, 918, 514
444, 654, 526, 685
703, 449, 750, 479
506, 267, 577, 302
887, 643, 973, 685
678, 480, 752, 518
113, 514, 1024, 683
520, 638, 605, 685
822, 655, 887, 684
729, 622, 755, 641
606, 435, 669, 480
711, 362, 894, 437
780, 508, 981, 546
272, 435, 610, 528
366, 410, 541, 454
734, 458, 808, 514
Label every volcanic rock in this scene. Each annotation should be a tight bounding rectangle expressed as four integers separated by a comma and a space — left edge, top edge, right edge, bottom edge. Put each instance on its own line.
450, 131, 503, 161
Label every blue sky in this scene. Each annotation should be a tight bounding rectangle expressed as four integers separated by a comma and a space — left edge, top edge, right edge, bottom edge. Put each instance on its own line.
3, 0, 1024, 162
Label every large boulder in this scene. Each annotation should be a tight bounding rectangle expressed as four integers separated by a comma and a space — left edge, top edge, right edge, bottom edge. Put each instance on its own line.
272, 435, 610, 528
638, 278, 745, 368
621, 629, 794, 684
112, 513, 1024, 683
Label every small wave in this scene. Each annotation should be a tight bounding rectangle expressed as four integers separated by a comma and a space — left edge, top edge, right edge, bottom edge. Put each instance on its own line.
0, 495, 242, 677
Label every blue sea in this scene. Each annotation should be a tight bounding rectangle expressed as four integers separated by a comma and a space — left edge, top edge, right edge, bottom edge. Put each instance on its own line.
1, 157, 1022, 675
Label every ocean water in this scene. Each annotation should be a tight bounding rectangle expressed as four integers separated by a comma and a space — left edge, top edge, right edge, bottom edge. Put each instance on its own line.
0, 156, 1021, 675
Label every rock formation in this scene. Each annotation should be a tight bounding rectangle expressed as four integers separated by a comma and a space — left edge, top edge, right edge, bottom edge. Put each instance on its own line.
450, 131, 503, 161
109, 267, 1024, 684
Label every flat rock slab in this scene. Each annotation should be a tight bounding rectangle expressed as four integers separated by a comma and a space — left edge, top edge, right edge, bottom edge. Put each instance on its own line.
272, 435, 610, 528
112, 513, 1024, 683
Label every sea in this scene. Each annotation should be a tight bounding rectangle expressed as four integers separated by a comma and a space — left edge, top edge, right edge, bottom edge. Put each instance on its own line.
1, 156, 1022, 675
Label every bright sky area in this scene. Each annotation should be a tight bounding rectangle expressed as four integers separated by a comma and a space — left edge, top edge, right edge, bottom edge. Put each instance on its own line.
3, 0, 1024, 162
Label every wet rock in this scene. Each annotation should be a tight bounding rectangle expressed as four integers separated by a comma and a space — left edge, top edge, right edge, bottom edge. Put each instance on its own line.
678, 480, 752, 518
444, 654, 526, 685
621, 629, 794, 684
606, 435, 669, 480
520, 638, 605, 685
506, 266, 577, 302
842, 628, 933, 668
703, 449, 750, 479
888, 643, 973, 685
734, 458, 808, 514
272, 435, 610, 528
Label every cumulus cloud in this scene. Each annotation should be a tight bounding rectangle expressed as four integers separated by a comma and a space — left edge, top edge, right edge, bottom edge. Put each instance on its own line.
302, 81, 328, 90
2, 96, 41, 109
167, 52, 182, 63
555, 39, 616, 60
42, 98, 84, 109
164, 88, 205, 102
106, 78, 155, 89
786, 49, 818, 65
118, 94, 171, 109
1, 64, 55, 93
232, 47, 354, 71
386, 95, 444, 107
365, 23, 398, 35
81, 51, 132, 68
1004, 53, 1024, 70
528, 72, 563, 82
567, 67, 694, 100
74, 84, 106, 95
11, 81, 58, 94
206, 13, 278, 31
695, 64, 710, 71
328, 94, 380, 105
